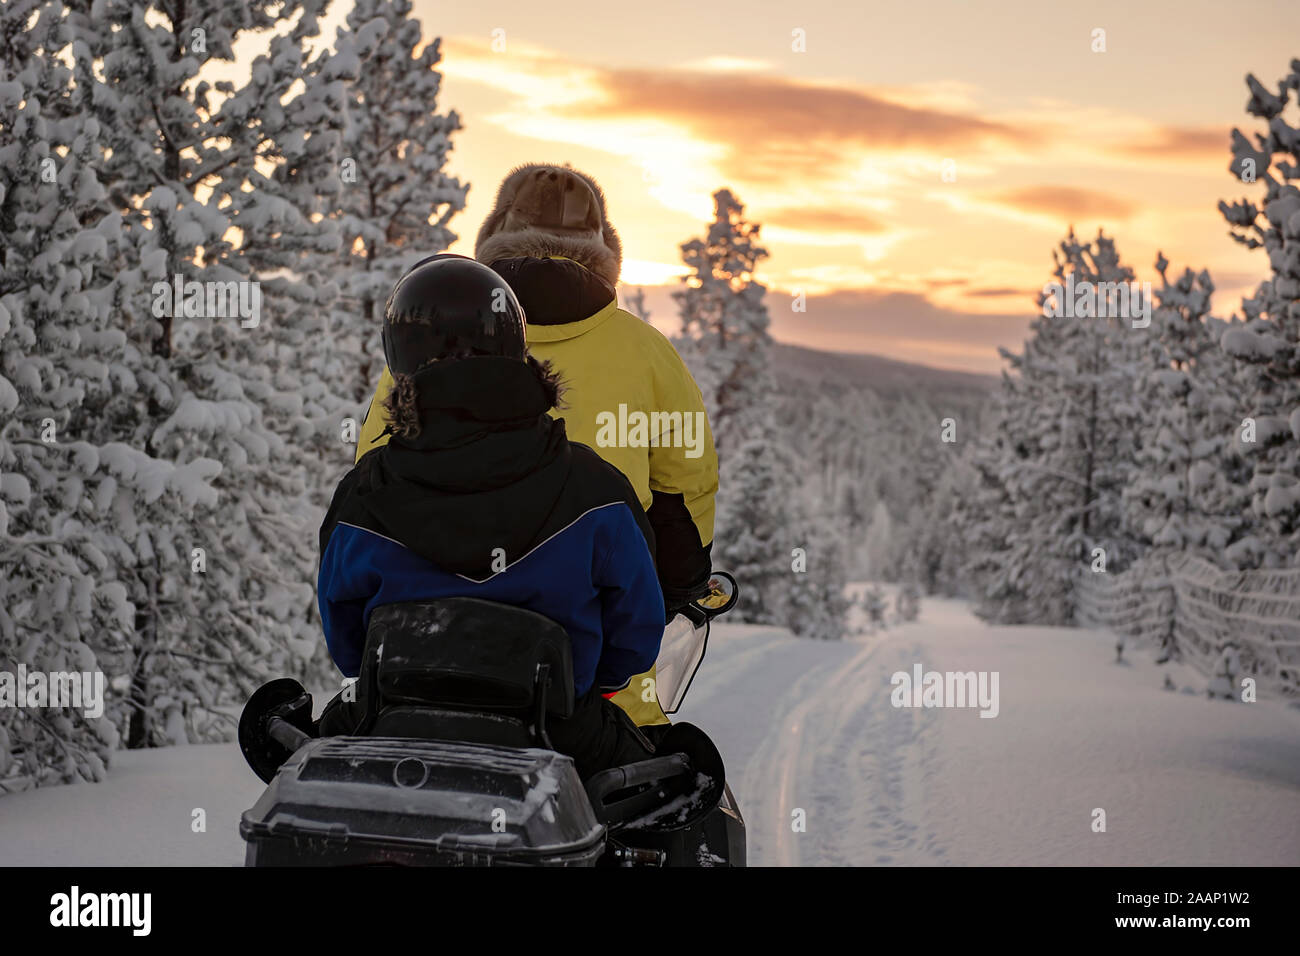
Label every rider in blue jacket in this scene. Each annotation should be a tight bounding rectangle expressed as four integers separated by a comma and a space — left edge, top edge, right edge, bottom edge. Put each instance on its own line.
315, 255, 664, 777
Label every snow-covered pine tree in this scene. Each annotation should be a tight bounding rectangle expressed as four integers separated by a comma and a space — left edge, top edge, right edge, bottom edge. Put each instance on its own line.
1046, 231, 1149, 580
202, 2, 379, 720
673, 189, 773, 453
1, 0, 121, 787
65, 0, 347, 746
967, 231, 1148, 624
0, 0, 228, 784
964, 382, 1035, 622
882, 393, 973, 581
708, 420, 847, 639
771, 389, 863, 635
323, 0, 467, 403
1208, 311, 1263, 569
782, 387, 881, 575
1121, 256, 1252, 567
861, 499, 893, 580
784, 490, 852, 640
908, 444, 980, 597
674, 189, 848, 637
1217, 59, 1300, 568
894, 579, 921, 622
711, 431, 789, 627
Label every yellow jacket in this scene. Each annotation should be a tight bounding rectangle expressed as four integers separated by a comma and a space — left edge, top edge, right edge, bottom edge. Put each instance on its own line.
357, 296, 718, 725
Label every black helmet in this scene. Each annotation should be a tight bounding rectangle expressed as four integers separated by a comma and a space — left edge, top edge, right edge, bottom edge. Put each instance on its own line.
382, 254, 527, 375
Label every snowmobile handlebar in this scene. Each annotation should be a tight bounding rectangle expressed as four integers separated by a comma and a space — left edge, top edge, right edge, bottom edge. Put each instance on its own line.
239, 679, 317, 784
266, 714, 313, 755
584, 729, 724, 832
585, 753, 690, 805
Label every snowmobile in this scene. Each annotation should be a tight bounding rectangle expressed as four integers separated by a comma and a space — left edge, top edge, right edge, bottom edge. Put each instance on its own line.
237, 573, 743, 867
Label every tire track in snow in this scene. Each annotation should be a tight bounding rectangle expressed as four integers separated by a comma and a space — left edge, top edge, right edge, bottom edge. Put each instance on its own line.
764, 638, 884, 866
814, 633, 947, 865
678, 624, 946, 865
751, 633, 948, 866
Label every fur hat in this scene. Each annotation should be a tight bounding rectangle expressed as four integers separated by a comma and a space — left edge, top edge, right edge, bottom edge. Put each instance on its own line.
475, 164, 622, 286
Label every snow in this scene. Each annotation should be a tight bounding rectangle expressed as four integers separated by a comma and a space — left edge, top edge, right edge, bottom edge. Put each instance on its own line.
625, 772, 712, 830
1221, 326, 1284, 361
3, 597, 1296, 866
678, 600, 1300, 866
1263, 477, 1300, 518
0, 742, 261, 866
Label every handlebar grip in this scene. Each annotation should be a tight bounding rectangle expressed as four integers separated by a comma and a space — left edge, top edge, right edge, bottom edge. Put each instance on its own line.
267, 715, 312, 755
585, 753, 690, 804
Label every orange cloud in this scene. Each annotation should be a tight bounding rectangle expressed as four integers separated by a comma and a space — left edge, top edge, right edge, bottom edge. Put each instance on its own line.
760, 205, 890, 235
770, 287, 1031, 372
442, 39, 1038, 188
580, 68, 1038, 183
1117, 125, 1230, 161
631, 282, 1030, 374
990, 185, 1138, 223
964, 286, 1029, 298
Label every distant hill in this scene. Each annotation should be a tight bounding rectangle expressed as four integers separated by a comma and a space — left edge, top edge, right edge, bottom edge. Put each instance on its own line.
771, 341, 997, 397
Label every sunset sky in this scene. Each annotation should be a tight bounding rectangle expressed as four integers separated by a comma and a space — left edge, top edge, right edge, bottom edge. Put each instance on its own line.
340, 1, 1300, 372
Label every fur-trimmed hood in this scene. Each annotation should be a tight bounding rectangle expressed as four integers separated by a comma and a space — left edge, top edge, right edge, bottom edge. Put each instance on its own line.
475, 164, 622, 286
380, 354, 564, 444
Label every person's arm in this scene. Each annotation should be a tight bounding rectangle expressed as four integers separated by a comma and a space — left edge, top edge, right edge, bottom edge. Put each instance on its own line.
316, 471, 377, 678
593, 505, 667, 691
646, 342, 718, 614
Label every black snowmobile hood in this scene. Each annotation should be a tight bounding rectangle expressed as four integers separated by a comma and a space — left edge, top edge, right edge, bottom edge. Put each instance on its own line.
355, 357, 573, 579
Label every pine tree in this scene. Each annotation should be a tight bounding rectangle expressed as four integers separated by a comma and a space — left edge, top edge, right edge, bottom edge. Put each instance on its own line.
712, 434, 790, 626
967, 231, 1149, 624
1217, 59, 1300, 568
1122, 256, 1252, 565
909, 445, 980, 597
2, 0, 465, 780
785, 388, 881, 574
673, 189, 773, 453
0, 0, 220, 785
324, 0, 467, 402
63, 0, 347, 747
965, 382, 1038, 622
674, 190, 848, 637
784, 510, 852, 640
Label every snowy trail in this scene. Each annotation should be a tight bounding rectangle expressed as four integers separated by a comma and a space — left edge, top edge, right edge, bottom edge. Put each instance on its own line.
677, 621, 946, 865
3, 597, 1298, 865
680, 599, 1300, 866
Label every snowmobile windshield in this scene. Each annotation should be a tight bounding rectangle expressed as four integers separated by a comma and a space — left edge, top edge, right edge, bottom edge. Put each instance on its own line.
654, 615, 709, 715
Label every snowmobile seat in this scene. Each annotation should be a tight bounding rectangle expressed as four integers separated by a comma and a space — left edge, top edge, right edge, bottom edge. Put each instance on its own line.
368, 706, 534, 748
365, 597, 576, 722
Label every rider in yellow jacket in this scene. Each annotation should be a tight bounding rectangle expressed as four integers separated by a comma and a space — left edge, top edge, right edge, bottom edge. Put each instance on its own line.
355, 164, 718, 727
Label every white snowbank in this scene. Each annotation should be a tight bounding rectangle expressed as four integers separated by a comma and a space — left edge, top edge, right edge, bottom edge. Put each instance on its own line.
0, 739, 261, 866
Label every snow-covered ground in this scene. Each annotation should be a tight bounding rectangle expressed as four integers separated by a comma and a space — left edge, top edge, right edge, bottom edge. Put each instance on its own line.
680, 598, 1300, 865
2, 596, 1297, 866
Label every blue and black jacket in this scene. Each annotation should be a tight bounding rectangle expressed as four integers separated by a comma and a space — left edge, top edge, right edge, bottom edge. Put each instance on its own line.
317, 355, 665, 698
